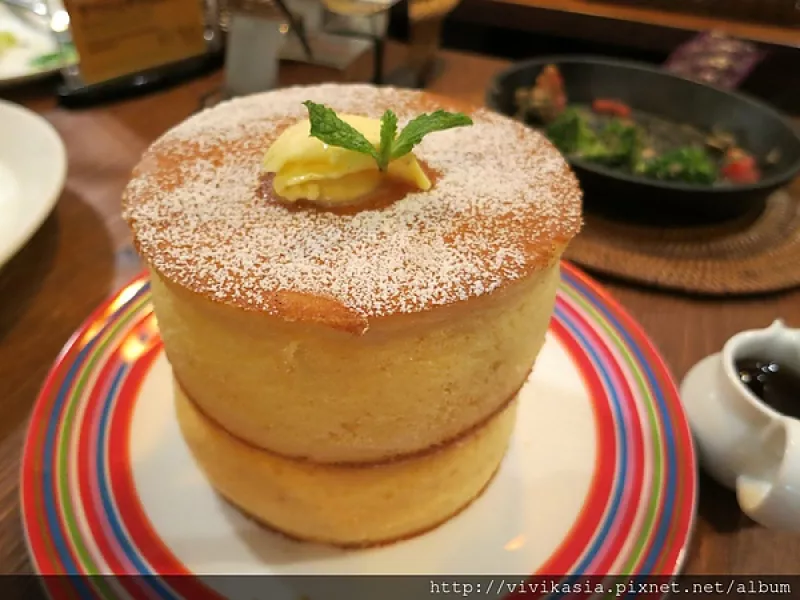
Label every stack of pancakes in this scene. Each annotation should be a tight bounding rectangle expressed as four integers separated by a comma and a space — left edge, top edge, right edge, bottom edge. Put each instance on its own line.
122, 84, 582, 547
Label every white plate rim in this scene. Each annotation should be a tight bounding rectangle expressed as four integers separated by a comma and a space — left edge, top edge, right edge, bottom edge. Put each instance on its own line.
0, 98, 66, 267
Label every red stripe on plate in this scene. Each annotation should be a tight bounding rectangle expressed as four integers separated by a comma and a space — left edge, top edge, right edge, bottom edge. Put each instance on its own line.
22, 274, 151, 576
557, 297, 645, 575
107, 342, 225, 600
535, 318, 617, 576
562, 263, 696, 575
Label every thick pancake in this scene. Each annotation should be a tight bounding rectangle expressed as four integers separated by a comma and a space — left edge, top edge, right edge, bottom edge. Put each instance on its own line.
175, 379, 518, 548
122, 84, 582, 541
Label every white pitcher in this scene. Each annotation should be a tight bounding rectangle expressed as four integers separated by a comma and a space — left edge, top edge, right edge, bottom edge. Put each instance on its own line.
681, 319, 800, 530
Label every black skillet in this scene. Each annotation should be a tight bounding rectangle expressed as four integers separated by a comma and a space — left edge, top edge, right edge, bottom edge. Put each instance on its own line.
486, 56, 800, 226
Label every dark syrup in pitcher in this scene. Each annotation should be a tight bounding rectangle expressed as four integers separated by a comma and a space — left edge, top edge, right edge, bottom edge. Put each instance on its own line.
735, 357, 800, 419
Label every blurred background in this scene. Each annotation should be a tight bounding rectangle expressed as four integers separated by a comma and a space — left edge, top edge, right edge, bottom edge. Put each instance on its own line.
384, 0, 800, 114
0, 0, 797, 112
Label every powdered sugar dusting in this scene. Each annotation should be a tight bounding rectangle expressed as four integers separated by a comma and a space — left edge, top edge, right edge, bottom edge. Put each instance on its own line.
123, 84, 582, 322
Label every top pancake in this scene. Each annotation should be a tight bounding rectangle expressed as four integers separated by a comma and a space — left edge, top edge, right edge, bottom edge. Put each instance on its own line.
122, 84, 582, 333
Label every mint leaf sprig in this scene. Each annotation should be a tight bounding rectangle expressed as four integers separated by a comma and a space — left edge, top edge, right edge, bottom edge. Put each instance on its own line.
302, 100, 473, 172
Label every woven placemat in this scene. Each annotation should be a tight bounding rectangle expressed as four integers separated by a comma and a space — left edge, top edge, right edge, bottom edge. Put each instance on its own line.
564, 190, 800, 295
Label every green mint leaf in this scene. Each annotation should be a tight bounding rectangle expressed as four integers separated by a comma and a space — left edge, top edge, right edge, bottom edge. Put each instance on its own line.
378, 110, 398, 171
390, 110, 473, 160
301, 102, 473, 172
303, 100, 379, 161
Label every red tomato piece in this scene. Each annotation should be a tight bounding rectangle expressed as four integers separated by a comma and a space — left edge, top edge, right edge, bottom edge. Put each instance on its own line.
721, 160, 760, 184
592, 99, 632, 118
722, 149, 761, 184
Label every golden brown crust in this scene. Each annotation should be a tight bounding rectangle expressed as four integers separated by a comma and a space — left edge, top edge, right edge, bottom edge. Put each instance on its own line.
224, 463, 502, 549
123, 84, 582, 330
175, 373, 525, 467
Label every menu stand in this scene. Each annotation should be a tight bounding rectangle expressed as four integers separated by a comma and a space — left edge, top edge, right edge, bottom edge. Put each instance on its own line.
56, 0, 223, 108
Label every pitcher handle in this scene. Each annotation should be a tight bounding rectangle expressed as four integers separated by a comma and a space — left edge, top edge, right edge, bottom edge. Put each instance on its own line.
735, 417, 800, 531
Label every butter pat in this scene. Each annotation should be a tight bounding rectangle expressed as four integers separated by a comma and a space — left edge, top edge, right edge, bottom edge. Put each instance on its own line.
263, 115, 431, 205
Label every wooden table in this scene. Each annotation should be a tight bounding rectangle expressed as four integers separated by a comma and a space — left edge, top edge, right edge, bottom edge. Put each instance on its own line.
2, 45, 799, 580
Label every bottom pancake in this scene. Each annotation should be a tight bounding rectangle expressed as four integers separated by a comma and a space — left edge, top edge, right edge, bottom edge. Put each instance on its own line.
175, 381, 518, 547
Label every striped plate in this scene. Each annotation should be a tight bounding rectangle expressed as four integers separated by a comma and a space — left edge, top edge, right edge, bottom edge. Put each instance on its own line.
21, 262, 696, 598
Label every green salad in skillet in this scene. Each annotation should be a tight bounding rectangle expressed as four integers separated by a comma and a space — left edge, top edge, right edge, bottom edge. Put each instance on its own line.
514, 65, 770, 186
